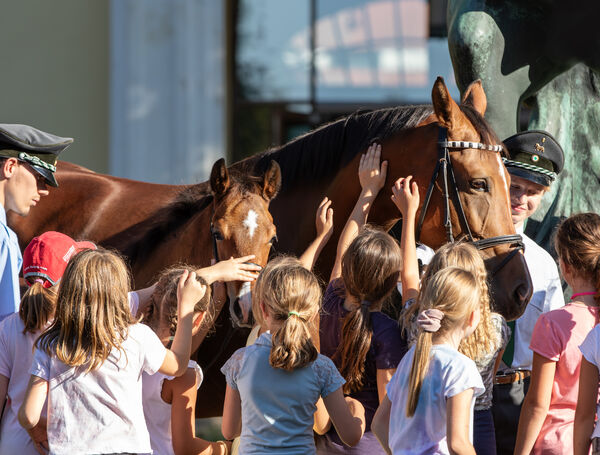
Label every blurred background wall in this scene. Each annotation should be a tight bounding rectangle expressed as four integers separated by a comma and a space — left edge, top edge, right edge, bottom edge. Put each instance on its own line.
0, 0, 456, 185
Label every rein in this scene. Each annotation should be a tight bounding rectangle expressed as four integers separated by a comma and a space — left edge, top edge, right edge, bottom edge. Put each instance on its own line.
415, 127, 524, 276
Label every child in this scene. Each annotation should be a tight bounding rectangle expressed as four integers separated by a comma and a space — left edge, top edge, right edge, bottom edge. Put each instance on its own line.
0, 231, 95, 454
141, 264, 230, 455
18, 248, 205, 454
515, 212, 600, 455
316, 143, 406, 454
221, 256, 365, 454
393, 176, 509, 454
372, 267, 485, 454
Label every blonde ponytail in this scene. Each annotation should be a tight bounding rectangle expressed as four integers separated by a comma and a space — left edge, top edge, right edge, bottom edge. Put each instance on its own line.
254, 256, 321, 371
406, 267, 480, 417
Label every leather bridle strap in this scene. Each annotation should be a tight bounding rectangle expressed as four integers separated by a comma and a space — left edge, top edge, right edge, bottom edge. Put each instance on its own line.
415, 127, 524, 276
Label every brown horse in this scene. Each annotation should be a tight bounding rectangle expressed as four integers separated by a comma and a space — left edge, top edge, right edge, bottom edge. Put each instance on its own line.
9, 158, 281, 416
233, 77, 532, 320
10, 77, 531, 416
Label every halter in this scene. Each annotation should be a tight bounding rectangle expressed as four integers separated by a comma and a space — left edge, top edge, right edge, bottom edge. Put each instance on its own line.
415, 127, 524, 276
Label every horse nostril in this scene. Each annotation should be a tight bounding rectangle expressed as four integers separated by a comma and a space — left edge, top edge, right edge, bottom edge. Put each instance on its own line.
514, 283, 531, 306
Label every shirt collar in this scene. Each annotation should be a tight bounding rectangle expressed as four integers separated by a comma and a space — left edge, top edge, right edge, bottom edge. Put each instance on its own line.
255, 331, 273, 347
0, 204, 7, 225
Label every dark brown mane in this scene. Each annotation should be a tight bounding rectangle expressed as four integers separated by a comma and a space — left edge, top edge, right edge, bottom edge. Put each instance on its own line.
234, 105, 434, 190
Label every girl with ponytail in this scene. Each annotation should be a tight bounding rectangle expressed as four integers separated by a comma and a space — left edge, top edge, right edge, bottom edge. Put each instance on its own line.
316, 144, 406, 454
513, 212, 600, 455
372, 267, 484, 455
221, 256, 365, 454
0, 232, 95, 455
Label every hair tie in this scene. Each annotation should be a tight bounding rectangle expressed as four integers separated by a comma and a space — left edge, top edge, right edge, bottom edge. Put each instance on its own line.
288, 311, 300, 319
417, 308, 445, 333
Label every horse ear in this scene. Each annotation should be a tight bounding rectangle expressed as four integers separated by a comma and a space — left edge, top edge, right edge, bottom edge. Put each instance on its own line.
210, 158, 230, 197
262, 160, 281, 201
432, 76, 463, 131
461, 79, 487, 116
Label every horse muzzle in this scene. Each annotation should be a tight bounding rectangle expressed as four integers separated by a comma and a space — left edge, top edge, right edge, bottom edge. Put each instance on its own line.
228, 281, 254, 328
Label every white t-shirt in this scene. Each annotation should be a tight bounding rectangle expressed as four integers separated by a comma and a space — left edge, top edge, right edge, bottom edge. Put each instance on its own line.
143, 360, 203, 455
387, 344, 484, 455
30, 323, 167, 455
0, 313, 47, 455
512, 231, 565, 370
579, 325, 600, 440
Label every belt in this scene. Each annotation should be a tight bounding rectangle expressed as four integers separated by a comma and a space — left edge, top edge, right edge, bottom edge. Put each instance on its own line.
494, 370, 531, 385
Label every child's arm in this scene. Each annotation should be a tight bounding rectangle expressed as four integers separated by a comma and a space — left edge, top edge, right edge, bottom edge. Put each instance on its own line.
0, 373, 7, 420
446, 388, 476, 455
574, 357, 598, 455
371, 395, 392, 455
513, 353, 556, 455
159, 271, 206, 377
299, 197, 334, 271
168, 370, 229, 455
197, 255, 262, 284
321, 388, 365, 447
313, 397, 332, 435
330, 143, 387, 281
376, 368, 396, 403
391, 176, 420, 303
221, 384, 242, 440
18, 375, 49, 453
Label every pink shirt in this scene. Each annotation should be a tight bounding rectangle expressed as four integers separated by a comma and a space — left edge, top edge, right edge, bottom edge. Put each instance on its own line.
529, 302, 599, 455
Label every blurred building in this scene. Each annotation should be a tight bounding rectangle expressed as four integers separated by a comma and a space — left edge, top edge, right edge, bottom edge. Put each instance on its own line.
0, 0, 456, 184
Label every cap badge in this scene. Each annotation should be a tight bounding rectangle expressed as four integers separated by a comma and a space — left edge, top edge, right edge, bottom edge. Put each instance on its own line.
534, 137, 546, 153
532, 154, 540, 162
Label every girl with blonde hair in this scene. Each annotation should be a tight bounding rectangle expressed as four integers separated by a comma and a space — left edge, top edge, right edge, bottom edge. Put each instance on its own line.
316, 144, 406, 454
372, 267, 485, 454
515, 212, 600, 455
393, 175, 509, 454
221, 256, 365, 454
18, 248, 205, 455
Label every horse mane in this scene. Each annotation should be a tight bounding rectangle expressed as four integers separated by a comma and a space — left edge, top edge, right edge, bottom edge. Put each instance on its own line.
234, 105, 434, 190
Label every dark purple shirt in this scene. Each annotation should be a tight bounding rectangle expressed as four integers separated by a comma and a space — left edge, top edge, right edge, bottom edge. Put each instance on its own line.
319, 279, 407, 450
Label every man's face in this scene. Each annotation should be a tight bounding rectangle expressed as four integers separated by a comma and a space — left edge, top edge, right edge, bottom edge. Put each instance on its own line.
5, 161, 49, 216
509, 174, 546, 226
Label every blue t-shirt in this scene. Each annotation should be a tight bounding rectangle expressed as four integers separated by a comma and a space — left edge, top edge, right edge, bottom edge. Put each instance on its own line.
221, 332, 345, 455
0, 205, 22, 320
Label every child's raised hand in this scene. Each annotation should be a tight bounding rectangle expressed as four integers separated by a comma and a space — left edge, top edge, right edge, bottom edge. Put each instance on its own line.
177, 270, 207, 315
359, 143, 388, 196
315, 197, 334, 241
204, 256, 261, 283
391, 176, 420, 218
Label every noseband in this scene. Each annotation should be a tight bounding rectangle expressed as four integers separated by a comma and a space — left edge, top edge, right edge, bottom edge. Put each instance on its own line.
415, 127, 524, 276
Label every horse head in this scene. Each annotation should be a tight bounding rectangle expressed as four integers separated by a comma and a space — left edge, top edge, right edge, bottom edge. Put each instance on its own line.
209, 158, 281, 327
428, 77, 533, 319
366, 78, 532, 320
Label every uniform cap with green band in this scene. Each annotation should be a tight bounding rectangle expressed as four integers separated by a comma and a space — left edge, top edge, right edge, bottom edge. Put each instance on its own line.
502, 130, 564, 187
0, 124, 73, 187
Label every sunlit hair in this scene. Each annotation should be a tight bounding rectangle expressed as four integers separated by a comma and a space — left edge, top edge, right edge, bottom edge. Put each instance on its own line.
253, 256, 321, 371
19, 282, 57, 334
36, 248, 134, 372
402, 241, 495, 363
555, 213, 600, 304
407, 267, 480, 416
338, 225, 402, 394
141, 264, 213, 337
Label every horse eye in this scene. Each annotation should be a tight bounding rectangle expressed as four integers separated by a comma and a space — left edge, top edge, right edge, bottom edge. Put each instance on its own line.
269, 235, 278, 245
213, 231, 224, 241
470, 179, 488, 192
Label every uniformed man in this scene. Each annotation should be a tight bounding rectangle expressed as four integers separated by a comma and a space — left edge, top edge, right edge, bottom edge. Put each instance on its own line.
493, 130, 565, 454
0, 124, 72, 320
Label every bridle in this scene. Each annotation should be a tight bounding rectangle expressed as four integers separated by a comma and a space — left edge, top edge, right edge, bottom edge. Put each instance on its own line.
415, 127, 524, 276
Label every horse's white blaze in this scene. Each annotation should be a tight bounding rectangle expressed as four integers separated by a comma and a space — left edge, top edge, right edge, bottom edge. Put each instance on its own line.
243, 209, 259, 238
497, 154, 512, 218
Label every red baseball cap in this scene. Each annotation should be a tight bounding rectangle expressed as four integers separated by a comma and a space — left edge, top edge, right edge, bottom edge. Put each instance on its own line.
23, 231, 97, 288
